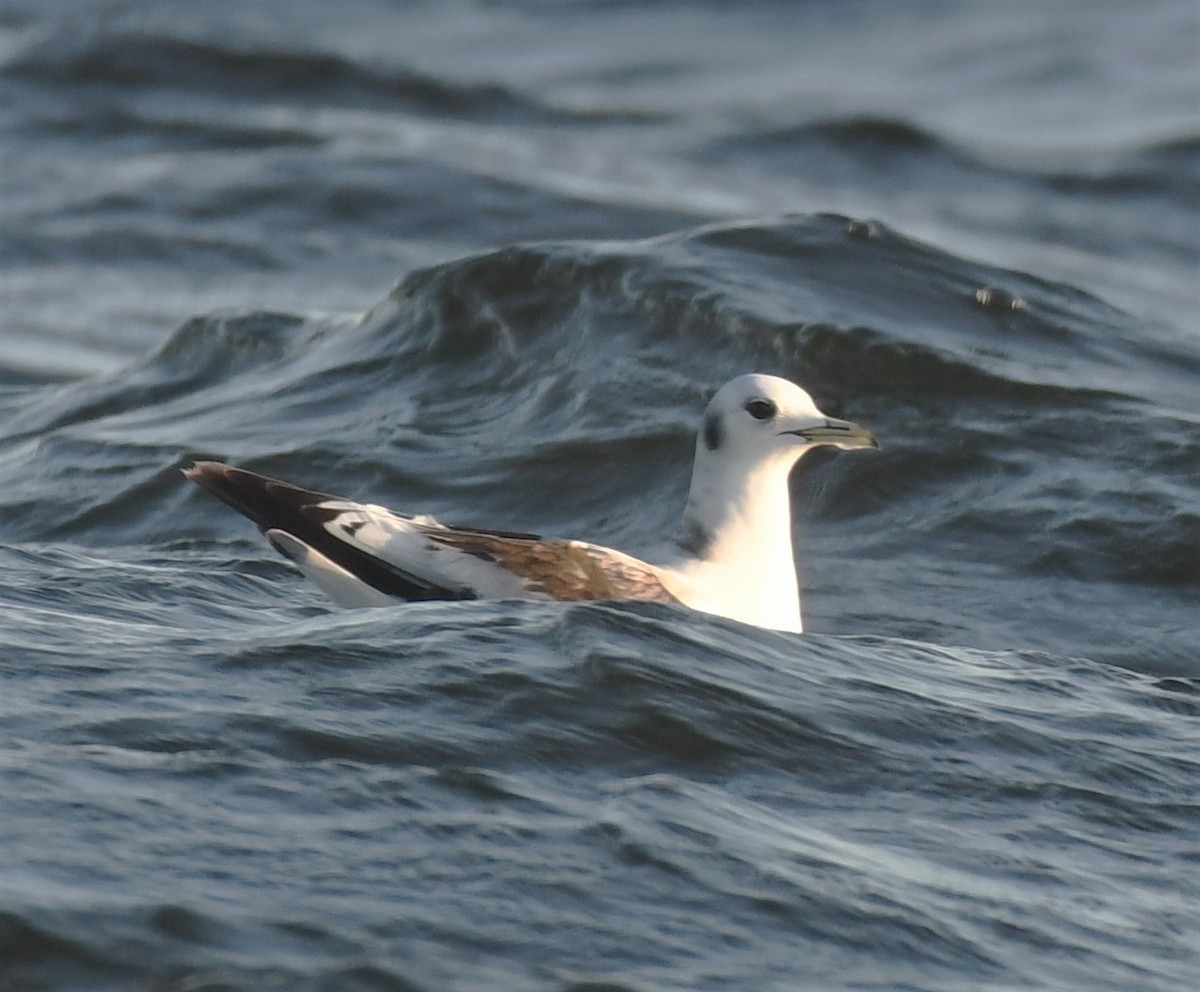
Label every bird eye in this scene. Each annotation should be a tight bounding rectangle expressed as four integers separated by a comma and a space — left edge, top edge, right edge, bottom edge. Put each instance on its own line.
744, 398, 777, 421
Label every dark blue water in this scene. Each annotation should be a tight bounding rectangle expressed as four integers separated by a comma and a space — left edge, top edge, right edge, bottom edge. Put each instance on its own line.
2, 2, 1198, 990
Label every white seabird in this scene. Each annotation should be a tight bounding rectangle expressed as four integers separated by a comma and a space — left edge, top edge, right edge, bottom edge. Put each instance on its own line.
185, 373, 877, 632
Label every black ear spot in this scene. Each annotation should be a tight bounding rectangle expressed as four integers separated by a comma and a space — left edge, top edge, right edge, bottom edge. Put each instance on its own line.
703, 411, 723, 451
744, 398, 777, 421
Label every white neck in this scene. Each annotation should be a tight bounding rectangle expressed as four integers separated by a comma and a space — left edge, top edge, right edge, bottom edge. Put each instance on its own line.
673, 443, 805, 631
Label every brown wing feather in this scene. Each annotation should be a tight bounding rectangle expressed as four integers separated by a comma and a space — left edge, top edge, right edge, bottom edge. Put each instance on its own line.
423, 528, 678, 603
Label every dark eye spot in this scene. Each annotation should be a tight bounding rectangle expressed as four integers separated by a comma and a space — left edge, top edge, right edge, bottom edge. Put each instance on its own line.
744, 398, 777, 421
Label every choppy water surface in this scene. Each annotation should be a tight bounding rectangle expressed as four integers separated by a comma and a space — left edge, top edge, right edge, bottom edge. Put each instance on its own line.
2, 2, 1197, 990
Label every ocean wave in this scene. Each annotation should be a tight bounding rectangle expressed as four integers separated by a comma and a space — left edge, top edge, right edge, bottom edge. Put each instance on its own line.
1, 214, 1195, 667
705, 113, 1200, 203
4, 20, 658, 126
374, 214, 1163, 405
4, 3, 1198, 988
702, 114, 982, 184
24, 103, 327, 151
5, 596, 1194, 987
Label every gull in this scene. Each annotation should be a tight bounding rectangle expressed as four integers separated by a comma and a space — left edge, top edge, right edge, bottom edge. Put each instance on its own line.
185, 374, 877, 632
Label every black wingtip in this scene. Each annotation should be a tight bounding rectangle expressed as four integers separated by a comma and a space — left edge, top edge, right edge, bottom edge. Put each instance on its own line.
182, 459, 227, 487
183, 459, 338, 532
183, 458, 471, 602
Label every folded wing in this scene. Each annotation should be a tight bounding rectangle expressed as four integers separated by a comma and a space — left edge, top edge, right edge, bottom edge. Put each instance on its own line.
185, 461, 677, 608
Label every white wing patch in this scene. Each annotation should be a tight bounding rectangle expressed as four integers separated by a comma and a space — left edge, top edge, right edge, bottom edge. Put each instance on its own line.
265, 529, 400, 607
317, 501, 556, 600
315, 500, 678, 603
